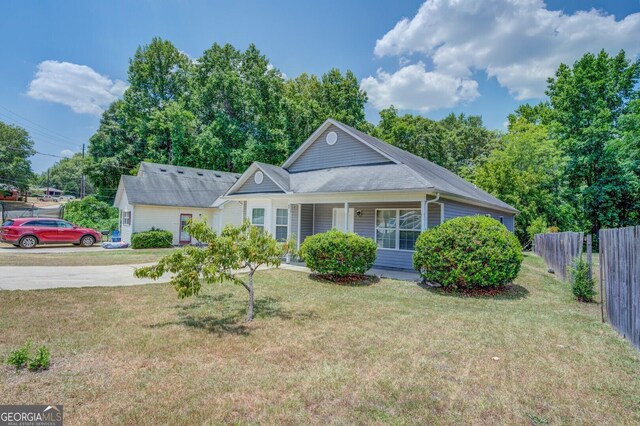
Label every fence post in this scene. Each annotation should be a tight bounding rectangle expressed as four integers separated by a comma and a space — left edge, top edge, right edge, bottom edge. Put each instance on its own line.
599, 230, 604, 323
586, 234, 592, 280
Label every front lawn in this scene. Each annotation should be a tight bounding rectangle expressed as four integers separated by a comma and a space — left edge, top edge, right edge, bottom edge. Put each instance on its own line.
0, 254, 638, 424
0, 247, 176, 266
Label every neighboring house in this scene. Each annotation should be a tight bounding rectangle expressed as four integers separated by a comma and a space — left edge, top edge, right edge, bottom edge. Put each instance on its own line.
39, 188, 64, 197
113, 162, 243, 245
222, 119, 518, 270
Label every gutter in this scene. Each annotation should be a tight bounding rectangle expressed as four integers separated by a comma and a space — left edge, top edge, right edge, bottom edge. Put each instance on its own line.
423, 193, 440, 230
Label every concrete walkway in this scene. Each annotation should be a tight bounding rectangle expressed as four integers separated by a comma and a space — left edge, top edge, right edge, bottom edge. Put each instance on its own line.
0, 262, 420, 291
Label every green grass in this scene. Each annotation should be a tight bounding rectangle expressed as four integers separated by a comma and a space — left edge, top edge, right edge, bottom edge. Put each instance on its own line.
0, 253, 638, 424
0, 247, 176, 266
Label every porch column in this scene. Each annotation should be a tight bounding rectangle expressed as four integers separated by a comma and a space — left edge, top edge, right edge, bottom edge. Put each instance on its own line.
344, 201, 349, 232
421, 200, 427, 231
297, 203, 302, 248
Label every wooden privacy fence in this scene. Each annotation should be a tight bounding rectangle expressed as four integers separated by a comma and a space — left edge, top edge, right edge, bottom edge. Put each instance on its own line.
534, 231, 584, 281
600, 226, 640, 350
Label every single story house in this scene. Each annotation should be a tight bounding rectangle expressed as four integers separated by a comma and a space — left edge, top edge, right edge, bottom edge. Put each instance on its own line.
221, 119, 518, 270
113, 162, 243, 245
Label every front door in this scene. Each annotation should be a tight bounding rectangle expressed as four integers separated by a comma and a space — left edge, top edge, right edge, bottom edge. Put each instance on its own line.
179, 214, 192, 244
332, 208, 355, 232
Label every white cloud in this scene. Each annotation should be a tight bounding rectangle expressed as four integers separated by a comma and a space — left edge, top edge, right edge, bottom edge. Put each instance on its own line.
27, 61, 127, 115
365, 0, 640, 110
361, 63, 479, 112
60, 149, 74, 158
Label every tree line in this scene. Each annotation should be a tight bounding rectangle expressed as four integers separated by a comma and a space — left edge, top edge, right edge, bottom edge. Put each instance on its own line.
4, 37, 639, 243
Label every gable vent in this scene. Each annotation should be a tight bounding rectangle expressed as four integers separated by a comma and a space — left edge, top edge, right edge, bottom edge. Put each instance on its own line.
326, 131, 338, 145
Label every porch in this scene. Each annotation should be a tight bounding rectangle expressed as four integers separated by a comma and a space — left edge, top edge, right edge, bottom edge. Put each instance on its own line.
289, 200, 443, 270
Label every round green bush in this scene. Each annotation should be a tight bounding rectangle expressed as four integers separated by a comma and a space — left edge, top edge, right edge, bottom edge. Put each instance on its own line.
131, 229, 173, 249
299, 229, 377, 278
413, 216, 523, 288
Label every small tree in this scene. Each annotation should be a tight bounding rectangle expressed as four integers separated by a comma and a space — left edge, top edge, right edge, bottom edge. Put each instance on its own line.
571, 256, 596, 302
135, 219, 282, 321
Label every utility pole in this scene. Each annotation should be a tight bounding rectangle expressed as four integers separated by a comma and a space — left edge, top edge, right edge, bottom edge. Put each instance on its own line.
81, 144, 86, 199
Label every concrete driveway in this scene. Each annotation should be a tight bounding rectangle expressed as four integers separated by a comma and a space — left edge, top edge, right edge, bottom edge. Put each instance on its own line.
0, 243, 105, 254
0, 263, 169, 290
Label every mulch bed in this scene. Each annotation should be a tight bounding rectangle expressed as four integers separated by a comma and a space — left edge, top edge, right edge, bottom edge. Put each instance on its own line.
309, 274, 378, 286
429, 283, 525, 298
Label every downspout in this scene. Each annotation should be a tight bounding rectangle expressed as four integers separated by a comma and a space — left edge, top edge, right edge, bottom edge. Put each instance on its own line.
423, 193, 440, 230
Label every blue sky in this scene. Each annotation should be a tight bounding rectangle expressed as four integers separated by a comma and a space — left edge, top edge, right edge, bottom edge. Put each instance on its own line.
1, 0, 639, 172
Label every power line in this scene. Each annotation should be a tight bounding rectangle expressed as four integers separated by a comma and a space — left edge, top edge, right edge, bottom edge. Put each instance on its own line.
0, 105, 84, 148
1, 145, 67, 159
0, 105, 79, 142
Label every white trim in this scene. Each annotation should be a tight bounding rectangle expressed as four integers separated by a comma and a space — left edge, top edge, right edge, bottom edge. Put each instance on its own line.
275, 207, 288, 242
254, 171, 264, 184
250, 207, 266, 230
344, 202, 349, 232
374, 208, 422, 251
281, 119, 400, 169
297, 203, 301, 248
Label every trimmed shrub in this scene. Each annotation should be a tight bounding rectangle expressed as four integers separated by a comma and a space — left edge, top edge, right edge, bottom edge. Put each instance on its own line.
413, 216, 523, 289
571, 256, 596, 302
131, 228, 173, 249
299, 229, 377, 279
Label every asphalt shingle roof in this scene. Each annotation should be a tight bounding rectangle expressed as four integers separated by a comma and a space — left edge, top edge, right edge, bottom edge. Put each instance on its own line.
122, 162, 238, 208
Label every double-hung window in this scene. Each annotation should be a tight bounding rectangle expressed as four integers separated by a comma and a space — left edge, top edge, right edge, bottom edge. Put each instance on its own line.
122, 211, 131, 226
375, 209, 422, 251
275, 208, 288, 242
251, 208, 265, 231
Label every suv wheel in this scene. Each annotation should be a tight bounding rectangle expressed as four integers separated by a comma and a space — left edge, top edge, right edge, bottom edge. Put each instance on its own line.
19, 236, 38, 249
80, 235, 95, 247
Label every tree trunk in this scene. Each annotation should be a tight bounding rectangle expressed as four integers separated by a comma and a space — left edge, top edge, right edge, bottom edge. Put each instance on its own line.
247, 270, 254, 321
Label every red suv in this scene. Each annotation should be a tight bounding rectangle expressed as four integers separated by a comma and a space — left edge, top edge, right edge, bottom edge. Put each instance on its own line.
0, 218, 102, 248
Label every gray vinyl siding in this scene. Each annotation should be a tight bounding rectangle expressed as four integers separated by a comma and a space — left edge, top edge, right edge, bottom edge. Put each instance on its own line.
310, 202, 420, 270
444, 199, 515, 231
234, 170, 284, 194
427, 202, 443, 229
242, 201, 247, 221
290, 204, 299, 242
299, 204, 314, 243
287, 125, 393, 173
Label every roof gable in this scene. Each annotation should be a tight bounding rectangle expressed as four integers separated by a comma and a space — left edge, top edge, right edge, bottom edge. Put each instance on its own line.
283, 121, 396, 173
225, 162, 290, 196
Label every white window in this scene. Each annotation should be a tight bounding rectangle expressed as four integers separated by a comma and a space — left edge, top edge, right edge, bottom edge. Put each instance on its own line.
275, 208, 288, 242
251, 208, 265, 231
122, 211, 131, 226
375, 209, 422, 251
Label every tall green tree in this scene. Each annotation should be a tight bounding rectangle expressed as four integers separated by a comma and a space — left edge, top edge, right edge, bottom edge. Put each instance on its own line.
190, 43, 288, 172
284, 69, 368, 148
0, 121, 35, 192
546, 49, 640, 233
469, 119, 578, 243
373, 107, 501, 174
